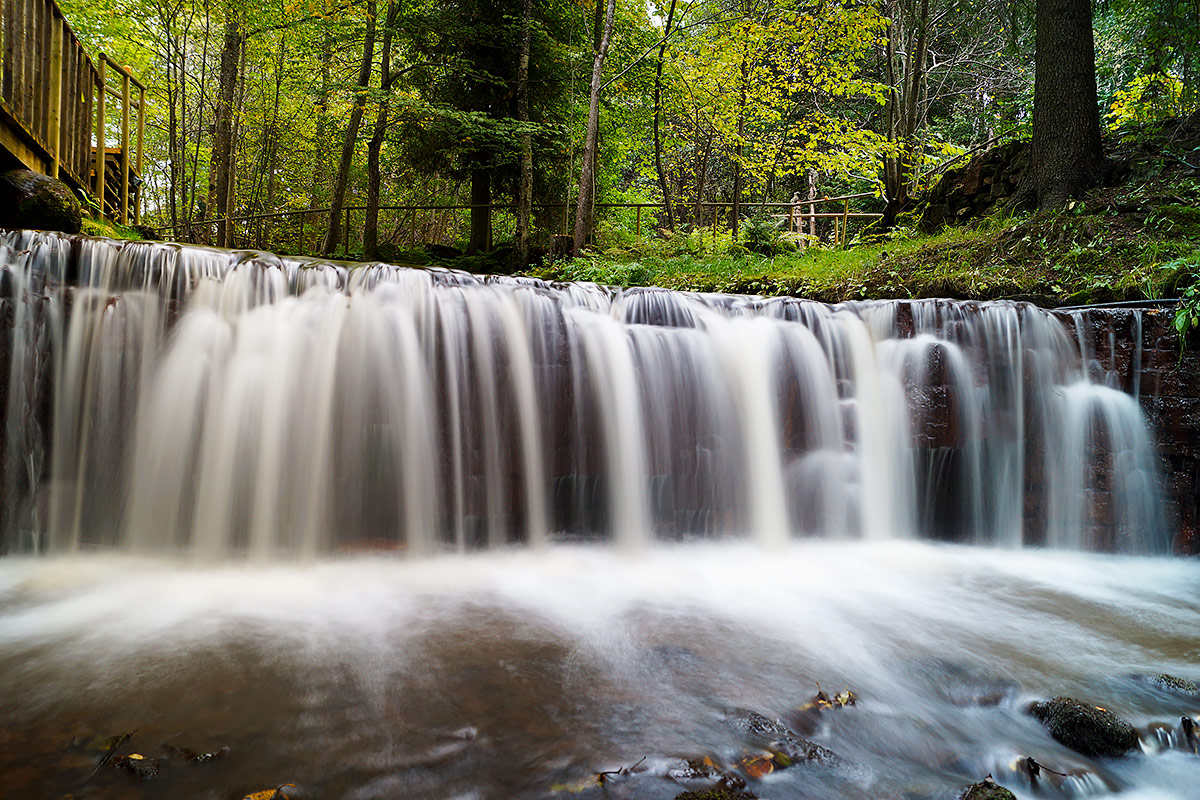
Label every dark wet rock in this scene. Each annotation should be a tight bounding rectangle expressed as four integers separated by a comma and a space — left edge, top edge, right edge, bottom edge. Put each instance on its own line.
1029, 696, 1139, 757
769, 735, 839, 768
0, 169, 82, 233
1183, 716, 1198, 751
674, 789, 758, 800
114, 753, 160, 778
1149, 673, 1200, 695
667, 757, 722, 781
726, 708, 792, 740
724, 708, 842, 770
959, 776, 1017, 800
164, 741, 229, 763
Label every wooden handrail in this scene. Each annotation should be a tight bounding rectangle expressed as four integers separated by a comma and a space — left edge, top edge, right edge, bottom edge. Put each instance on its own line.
0, 0, 144, 223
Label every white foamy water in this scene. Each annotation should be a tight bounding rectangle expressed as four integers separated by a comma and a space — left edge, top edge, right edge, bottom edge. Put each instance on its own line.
0, 543, 1197, 799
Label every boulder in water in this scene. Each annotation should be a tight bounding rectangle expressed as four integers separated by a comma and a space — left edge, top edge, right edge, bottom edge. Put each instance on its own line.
113, 753, 160, 779
0, 169, 82, 233
724, 708, 841, 769
674, 789, 758, 800
1029, 696, 1139, 757
958, 776, 1017, 800
1149, 673, 1200, 695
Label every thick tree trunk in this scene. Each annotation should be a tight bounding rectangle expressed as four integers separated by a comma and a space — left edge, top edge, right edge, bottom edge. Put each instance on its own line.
513, 0, 534, 267
208, 18, 242, 247
1027, 0, 1107, 209
322, 0, 378, 257
653, 0, 678, 231
468, 169, 491, 254
572, 0, 616, 255
365, 0, 399, 261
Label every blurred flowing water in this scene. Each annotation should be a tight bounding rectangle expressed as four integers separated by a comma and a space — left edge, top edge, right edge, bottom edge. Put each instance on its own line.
0, 231, 1195, 799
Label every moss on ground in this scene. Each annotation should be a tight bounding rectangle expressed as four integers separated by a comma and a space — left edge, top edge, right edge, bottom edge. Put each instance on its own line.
523, 173, 1200, 307
81, 216, 144, 241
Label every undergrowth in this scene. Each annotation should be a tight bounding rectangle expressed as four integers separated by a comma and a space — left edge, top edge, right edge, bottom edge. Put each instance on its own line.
525, 173, 1200, 308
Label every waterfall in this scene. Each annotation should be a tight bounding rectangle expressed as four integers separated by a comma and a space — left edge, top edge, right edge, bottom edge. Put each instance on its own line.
0, 230, 1170, 556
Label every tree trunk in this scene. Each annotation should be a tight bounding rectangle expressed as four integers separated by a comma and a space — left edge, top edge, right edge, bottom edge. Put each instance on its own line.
572, 0, 616, 255
208, 17, 242, 247
653, 0, 678, 231
694, 131, 712, 227
310, 27, 334, 212
731, 53, 747, 240
1026, 0, 1107, 209
468, 169, 491, 254
322, 0, 378, 257
365, 0, 399, 261
513, 0, 534, 267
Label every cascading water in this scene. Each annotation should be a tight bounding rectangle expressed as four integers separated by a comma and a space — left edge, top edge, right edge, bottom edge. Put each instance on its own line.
1, 230, 1196, 800
0, 230, 1170, 555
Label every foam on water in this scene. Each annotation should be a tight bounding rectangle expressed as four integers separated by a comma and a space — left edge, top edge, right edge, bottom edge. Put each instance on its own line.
0, 543, 1198, 798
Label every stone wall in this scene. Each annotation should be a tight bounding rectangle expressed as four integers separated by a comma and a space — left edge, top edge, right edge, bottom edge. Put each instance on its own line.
1062, 306, 1199, 554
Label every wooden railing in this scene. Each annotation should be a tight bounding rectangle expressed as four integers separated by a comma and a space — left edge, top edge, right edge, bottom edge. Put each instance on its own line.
0, 0, 144, 223
155, 195, 883, 258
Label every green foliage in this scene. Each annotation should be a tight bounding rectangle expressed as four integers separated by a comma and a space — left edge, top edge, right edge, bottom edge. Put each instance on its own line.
1148, 204, 1200, 239
740, 214, 785, 256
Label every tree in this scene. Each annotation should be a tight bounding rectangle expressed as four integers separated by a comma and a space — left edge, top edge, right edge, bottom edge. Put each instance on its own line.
1025, 0, 1107, 208
364, 0, 400, 261
573, 0, 617, 254
322, 0, 377, 256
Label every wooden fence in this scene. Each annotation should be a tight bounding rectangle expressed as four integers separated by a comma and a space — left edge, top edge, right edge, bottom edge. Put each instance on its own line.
0, 0, 145, 222
155, 195, 883, 259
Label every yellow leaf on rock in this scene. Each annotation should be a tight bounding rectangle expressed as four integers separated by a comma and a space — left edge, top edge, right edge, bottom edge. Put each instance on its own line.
242, 785, 296, 800
739, 754, 775, 778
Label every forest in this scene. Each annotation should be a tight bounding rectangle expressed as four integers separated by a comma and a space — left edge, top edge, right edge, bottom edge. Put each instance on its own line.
59, 0, 1200, 269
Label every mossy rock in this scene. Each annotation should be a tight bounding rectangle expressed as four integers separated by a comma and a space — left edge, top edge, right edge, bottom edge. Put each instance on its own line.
1150, 673, 1200, 695
959, 777, 1017, 800
1029, 696, 1139, 757
674, 789, 757, 800
1150, 204, 1200, 238
0, 169, 82, 233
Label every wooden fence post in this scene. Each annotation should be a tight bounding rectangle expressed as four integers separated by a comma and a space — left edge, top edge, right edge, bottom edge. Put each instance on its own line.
119, 66, 130, 224
47, 16, 64, 179
841, 199, 850, 248
135, 84, 145, 224
94, 64, 105, 213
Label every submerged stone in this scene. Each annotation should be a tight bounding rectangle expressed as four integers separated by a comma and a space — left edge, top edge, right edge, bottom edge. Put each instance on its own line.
1150, 673, 1200, 695
674, 789, 758, 800
959, 776, 1017, 800
724, 708, 841, 770
1029, 696, 1139, 757
114, 753, 160, 778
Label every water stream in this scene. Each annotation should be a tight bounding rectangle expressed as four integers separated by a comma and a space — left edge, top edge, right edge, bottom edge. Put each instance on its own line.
0, 231, 1195, 799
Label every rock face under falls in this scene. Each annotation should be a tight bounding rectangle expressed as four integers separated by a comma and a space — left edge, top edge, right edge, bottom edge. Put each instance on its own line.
0, 230, 1174, 556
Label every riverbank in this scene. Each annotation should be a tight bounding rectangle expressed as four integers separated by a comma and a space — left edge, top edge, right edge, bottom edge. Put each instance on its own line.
523, 170, 1200, 307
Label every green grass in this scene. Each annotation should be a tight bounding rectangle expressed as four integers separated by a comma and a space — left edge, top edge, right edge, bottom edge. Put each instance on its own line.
525, 177, 1200, 306
81, 216, 144, 240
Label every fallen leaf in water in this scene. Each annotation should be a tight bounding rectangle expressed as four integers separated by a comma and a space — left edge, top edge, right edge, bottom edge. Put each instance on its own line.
549, 776, 600, 793
739, 754, 775, 778
834, 690, 857, 707
242, 784, 296, 800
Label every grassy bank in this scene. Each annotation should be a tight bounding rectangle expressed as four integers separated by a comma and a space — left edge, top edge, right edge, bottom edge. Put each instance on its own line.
524, 173, 1200, 307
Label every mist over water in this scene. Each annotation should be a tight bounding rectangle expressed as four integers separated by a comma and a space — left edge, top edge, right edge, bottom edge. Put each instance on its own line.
0, 231, 1194, 799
